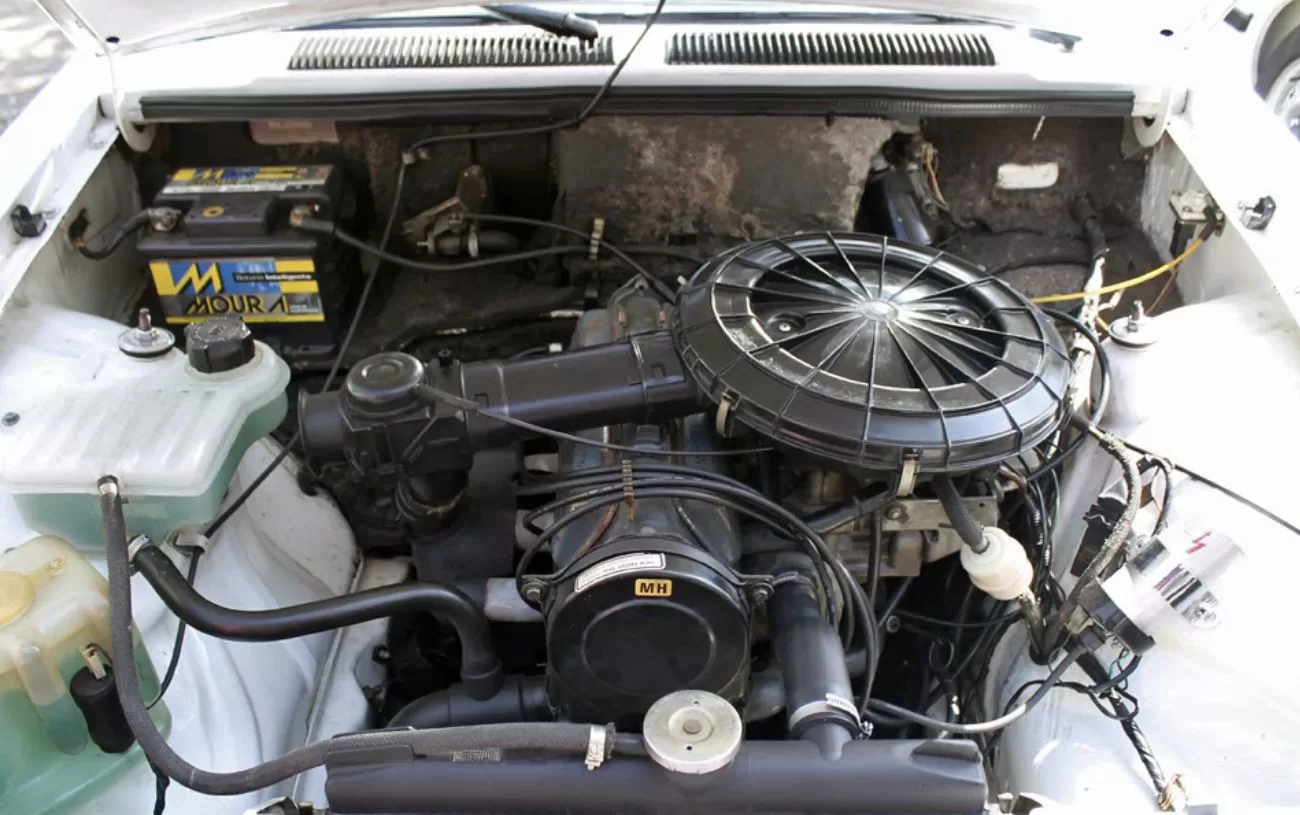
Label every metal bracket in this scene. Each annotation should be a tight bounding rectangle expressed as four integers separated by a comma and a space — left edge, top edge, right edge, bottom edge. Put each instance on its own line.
1168, 190, 1223, 254
1238, 196, 1276, 231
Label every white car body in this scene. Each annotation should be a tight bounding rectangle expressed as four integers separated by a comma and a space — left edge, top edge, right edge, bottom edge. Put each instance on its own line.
3, 2, 1300, 813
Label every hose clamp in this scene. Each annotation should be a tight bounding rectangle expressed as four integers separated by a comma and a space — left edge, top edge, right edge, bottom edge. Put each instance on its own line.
787, 693, 866, 738
585, 724, 610, 771
126, 534, 153, 564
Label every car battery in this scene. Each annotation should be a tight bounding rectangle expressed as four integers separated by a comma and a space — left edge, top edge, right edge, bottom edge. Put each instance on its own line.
138, 165, 359, 363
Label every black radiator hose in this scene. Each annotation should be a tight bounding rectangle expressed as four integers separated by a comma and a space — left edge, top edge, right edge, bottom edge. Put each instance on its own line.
324, 739, 988, 814
102, 476, 633, 796
132, 542, 503, 700
390, 675, 551, 729
769, 573, 862, 758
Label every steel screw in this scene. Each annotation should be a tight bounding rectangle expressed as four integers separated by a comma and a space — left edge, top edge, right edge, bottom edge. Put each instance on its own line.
137, 308, 153, 331
884, 615, 902, 634
884, 504, 906, 522
776, 321, 794, 333
1, 412, 18, 427
371, 645, 391, 664
748, 583, 773, 606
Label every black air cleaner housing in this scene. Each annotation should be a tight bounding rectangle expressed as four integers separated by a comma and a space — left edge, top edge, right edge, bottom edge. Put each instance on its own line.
672, 233, 1071, 472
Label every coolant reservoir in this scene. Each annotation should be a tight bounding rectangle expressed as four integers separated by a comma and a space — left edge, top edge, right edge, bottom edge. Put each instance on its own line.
0, 537, 166, 814
0, 313, 289, 547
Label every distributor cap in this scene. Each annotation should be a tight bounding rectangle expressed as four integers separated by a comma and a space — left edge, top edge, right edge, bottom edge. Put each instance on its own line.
672, 233, 1071, 472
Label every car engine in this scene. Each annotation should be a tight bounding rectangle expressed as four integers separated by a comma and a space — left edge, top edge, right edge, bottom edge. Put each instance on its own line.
0, 110, 1257, 815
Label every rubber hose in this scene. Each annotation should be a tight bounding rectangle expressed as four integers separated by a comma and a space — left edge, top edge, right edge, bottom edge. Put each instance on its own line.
101, 476, 622, 796
389, 676, 550, 729
133, 543, 503, 699
933, 476, 987, 553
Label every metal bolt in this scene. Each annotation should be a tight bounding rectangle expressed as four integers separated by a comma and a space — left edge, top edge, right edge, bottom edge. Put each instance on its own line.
776, 321, 794, 333
884, 504, 906, 522
1, 412, 18, 427
371, 645, 391, 664
137, 307, 153, 332
520, 583, 544, 603
1127, 300, 1147, 328
748, 583, 773, 606
884, 615, 902, 634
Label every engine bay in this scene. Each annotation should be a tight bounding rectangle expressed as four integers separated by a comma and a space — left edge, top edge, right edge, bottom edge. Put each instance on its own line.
1, 108, 1276, 815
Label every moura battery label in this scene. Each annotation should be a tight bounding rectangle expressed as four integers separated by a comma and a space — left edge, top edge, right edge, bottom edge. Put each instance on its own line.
150, 258, 324, 323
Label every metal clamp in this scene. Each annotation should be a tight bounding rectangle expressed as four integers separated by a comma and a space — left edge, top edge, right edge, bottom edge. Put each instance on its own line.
585, 724, 609, 771
126, 535, 153, 564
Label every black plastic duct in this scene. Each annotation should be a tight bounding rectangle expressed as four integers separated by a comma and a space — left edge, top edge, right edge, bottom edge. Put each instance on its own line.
324, 738, 987, 814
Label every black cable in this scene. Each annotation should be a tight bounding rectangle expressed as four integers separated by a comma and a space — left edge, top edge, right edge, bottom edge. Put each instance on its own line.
414, 383, 772, 458
1151, 458, 1174, 535
894, 608, 1023, 630
866, 643, 1085, 734
516, 478, 844, 629
1043, 424, 1141, 653
76, 210, 151, 260
876, 577, 913, 635
1121, 713, 1169, 797
465, 213, 679, 301
406, 0, 669, 155
1025, 308, 1111, 484
298, 221, 592, 272
154, 165, 414, 713
204, 163, 411, 540
516, 463, 880, 705
1116, 436, 1300, 538
866, 515, 883, 605
987, 255, 1090, 278
147, 549, 201, 710
517, 463, 844, 627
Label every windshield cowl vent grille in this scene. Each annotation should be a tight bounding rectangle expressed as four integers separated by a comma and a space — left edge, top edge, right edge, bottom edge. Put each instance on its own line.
666, 30, 995, 67
289, 33, 615, 70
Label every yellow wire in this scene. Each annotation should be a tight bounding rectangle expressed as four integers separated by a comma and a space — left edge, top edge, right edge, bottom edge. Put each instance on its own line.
1030, 238, 1205, 305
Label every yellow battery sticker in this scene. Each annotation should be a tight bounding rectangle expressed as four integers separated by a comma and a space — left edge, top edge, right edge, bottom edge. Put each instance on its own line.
150, 258, 324, 324
163, 166, 332, 195
634, 578, 673, 597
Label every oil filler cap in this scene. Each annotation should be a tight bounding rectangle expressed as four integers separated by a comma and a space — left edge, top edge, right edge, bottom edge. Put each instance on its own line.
643, 690, 743, 775
186, 315, 255, 373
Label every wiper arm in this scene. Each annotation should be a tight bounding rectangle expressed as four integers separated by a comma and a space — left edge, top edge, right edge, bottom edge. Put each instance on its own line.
486, 4, 600, 41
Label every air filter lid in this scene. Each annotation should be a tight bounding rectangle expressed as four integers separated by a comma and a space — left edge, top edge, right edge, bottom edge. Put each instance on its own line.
672, 233, 1071, 472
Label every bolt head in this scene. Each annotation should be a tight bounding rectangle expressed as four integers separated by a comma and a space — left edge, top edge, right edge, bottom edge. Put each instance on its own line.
521, 583, 544, 603
776, 321, 793, 333
884, 505, 906, 521
884, 615, 902, 634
